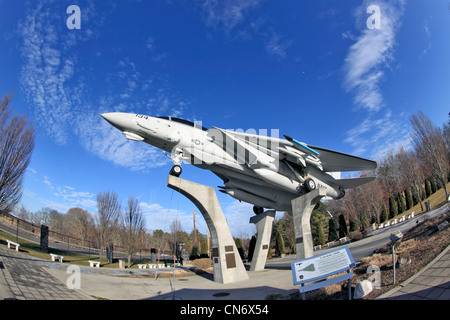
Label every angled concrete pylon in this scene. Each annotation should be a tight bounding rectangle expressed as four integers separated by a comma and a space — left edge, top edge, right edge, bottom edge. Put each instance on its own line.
249, 210, 275, 271
167, 175, 249, 284
290, 187, 326, 260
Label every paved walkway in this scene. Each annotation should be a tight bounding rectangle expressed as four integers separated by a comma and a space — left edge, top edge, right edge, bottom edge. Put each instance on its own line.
0, 245, 91, 300
1, 241, 449, 300
378, 244, 450, 300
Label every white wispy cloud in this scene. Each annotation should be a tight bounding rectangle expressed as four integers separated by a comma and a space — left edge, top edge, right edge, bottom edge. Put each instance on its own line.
140, 199, 257, 236
140, 201, 190, 232
19, 4, 74, 144
202, 0, 260, 34
265, 32, 292, 60
39, 175, 97, 212
200, 0, 291, 60
419, 20, 431, 60
222, 200, 257, 237
343, 0, 405, 112
74, 112, 170, 172
18, 1, 186, 173
342, 0, 407, 159
344, 110, 411, 160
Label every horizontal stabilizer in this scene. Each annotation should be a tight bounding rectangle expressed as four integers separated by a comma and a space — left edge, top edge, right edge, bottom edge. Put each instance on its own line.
333, 176, 376, 189
308, 145, 377, 172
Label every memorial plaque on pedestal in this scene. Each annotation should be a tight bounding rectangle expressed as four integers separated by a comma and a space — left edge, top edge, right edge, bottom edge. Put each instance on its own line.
106, 244, 114, 263
40, 225, 49, 253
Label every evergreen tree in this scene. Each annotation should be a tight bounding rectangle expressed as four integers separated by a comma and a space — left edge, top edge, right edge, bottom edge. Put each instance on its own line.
338, 214, 348, 238
397, 192, 406, 214
248, 235, 257, 262
235, 238, 245, 260
425, 179, 432, 198
389, 195, 398, 219
420, 185, 426, 200
328, 218, 338, 242
370, 213, 378, 225
349, 219, 359, 232
430, 178, 437, 193
380, 204, 388, 223
411, 186, 419, 206
190, 246, 199, 260
267, 246, 272, 259
316, 219, 325, 245
405, 187, 414, 210
200, 240, 208, 258
275, 230, 286, 256
360, 211, 369, 227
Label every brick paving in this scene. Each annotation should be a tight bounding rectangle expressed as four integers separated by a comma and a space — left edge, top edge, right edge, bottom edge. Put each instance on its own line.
0, 245, 91, 300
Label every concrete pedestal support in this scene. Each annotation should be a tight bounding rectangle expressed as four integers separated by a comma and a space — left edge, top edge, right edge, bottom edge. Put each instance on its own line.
291, 187, 326, 260
249, 210, 275, 271
167, 175, 249, 284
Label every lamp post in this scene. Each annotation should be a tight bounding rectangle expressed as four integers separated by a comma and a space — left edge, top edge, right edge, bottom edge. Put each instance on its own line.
390, 230, 403, 285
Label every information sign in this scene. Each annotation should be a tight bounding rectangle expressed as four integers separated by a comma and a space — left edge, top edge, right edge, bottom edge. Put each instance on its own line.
291, 246, 355, 285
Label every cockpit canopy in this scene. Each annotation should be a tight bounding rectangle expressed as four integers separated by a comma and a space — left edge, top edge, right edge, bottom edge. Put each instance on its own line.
156, 116, 208, 131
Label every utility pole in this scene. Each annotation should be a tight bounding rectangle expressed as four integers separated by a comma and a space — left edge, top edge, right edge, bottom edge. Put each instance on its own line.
207, 225, 210, 257
193, 209, 196, 249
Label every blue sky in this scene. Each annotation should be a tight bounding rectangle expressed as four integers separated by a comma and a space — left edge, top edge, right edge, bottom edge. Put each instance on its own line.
0, 0, 448, 237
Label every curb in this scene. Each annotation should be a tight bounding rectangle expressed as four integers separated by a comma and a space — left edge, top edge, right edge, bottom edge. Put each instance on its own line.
376, 244, 450, 299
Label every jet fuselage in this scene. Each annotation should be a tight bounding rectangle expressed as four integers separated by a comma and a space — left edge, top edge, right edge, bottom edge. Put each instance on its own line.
101, 112, 375, 212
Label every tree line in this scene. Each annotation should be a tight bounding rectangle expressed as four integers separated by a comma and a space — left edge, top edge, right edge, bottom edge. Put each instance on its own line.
11, 191, 215, 265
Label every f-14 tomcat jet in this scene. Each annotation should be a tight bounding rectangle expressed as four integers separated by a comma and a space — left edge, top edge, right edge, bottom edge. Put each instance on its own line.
101, 113, 377, 213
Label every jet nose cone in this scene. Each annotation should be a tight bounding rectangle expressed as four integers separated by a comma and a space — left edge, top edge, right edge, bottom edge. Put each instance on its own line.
100, 112, 130, 131
100, 112, 115, 123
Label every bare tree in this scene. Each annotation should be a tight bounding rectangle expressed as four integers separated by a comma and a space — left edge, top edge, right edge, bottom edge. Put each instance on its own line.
95, 190, 121, 263
443, 113, 450, 154
356, 178, 385, 223
123, 197, 145, 267
410, 111, 449, 196
65, 207, 94, 243
32, 207, 51, 226
150, 229, 169, 263
396, 146, 427, 211
169, 218, 183, 261
48, 209, 64, 230
0, 93, 35, 213
376, 150, 403, 194
13, 204, 32, 221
